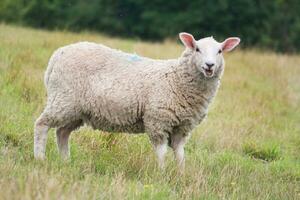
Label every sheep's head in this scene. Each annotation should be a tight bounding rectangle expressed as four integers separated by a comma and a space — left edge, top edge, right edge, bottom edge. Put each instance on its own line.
179, 32, 240, 78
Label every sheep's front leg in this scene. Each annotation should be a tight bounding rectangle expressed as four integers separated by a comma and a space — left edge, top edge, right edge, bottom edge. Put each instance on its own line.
144, 115, 172, 170
170, 133, 189, 172
153, 140, 168, 169
173, 139, 185, 170
147, 129, 169, 169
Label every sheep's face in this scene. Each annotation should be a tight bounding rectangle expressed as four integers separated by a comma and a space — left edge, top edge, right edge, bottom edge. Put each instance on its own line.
179, 33, 240, 78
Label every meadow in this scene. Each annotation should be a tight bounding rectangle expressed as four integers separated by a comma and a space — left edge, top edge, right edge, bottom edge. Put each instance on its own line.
0, 24, 299, 199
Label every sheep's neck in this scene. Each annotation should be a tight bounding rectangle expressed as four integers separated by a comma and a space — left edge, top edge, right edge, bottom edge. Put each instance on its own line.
172, 57, 222, 107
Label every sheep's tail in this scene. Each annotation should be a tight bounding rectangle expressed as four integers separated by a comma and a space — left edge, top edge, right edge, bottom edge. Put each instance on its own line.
44, 63, 53, 87
44, 48, 62, 87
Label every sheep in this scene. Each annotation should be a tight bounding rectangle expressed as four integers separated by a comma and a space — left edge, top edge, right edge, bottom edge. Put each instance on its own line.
34, 32, 240, 170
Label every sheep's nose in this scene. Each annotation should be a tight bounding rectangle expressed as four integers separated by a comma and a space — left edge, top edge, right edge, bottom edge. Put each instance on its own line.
205, 62, 215, 69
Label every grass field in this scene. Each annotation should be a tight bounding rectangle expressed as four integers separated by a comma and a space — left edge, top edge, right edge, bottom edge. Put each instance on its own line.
0, 24, 299, 199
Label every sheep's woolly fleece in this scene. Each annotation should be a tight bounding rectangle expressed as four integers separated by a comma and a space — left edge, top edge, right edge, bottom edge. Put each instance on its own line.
42, 41, 223, 145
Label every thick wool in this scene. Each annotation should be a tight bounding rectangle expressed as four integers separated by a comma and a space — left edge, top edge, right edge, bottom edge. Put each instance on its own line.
34, 34, 240, 168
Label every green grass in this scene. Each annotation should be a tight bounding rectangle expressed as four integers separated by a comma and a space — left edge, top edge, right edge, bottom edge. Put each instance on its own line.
0, 23, 300, 199
242, 141, 281, 161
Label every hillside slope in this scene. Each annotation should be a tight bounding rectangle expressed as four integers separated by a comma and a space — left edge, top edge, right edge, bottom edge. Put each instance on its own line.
0, 24, 299, 199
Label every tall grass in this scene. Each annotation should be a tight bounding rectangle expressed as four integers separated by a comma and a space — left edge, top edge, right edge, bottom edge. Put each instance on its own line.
0, 23, 299, 199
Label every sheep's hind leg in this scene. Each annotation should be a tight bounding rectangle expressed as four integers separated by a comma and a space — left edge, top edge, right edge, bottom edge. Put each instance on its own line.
34, 113, 52, 160
56, 120, 82, 160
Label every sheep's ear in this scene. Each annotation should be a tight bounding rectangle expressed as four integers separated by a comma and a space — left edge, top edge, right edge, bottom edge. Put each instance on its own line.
179, 32, 196, 50
222, 37, 240, 52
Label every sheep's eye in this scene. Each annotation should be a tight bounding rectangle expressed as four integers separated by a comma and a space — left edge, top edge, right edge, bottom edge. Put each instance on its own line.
196, 48, 201, 52
218, 49, 222, 54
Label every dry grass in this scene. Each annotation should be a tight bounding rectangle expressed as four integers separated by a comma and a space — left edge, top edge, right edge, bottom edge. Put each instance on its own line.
0, 23, 299, 199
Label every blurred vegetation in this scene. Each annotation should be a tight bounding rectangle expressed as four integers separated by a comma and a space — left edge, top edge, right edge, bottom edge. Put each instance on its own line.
243, 141, 281, 162
0, 0, 300, 52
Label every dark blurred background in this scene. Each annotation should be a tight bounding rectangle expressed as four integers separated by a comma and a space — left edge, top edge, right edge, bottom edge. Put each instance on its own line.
1, 0, 300, 52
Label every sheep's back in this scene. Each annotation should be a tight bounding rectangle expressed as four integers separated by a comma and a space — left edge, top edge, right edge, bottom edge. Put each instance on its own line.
45, 42, 174, 131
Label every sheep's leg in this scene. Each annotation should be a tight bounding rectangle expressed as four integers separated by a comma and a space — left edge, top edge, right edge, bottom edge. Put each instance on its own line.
170, 133, 189, 172
153, 140, 168, 169
56, 120, 82, 160
172, 137, 186, 170
144, 115, 172, 169
147, 130, 169, 169
34, 114, 51, 160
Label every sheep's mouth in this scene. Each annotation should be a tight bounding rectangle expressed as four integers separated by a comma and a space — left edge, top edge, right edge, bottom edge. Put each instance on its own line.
204, 69, 214, 77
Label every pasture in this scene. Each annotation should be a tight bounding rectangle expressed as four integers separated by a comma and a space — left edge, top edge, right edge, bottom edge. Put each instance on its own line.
0, 24, 299, 199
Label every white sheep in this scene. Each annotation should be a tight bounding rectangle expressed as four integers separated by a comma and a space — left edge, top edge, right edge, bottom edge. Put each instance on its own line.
34, 32, 240, 170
